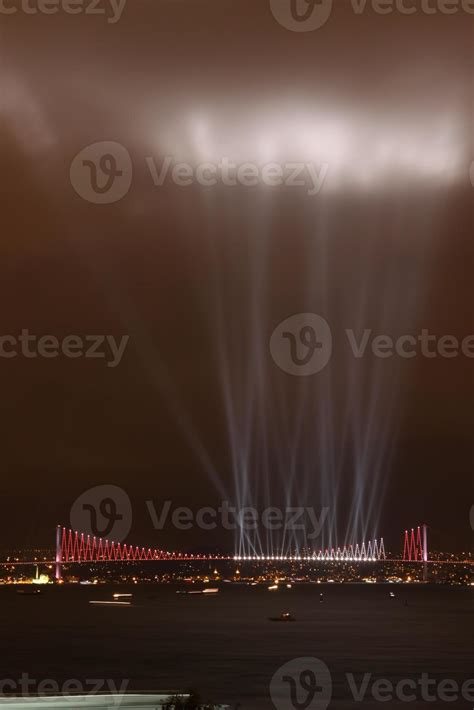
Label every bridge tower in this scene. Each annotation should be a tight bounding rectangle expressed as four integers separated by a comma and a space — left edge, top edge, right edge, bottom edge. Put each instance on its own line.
403, 524, 428, 581
55, 525, 62, 581
422, 523, 428, 583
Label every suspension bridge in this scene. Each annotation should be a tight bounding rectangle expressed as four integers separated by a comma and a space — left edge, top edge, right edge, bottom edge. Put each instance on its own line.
49, 524, 432, 581
0, 524, 449, 582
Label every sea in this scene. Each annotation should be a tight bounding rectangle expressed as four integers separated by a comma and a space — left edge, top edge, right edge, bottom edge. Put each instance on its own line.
1, 584, 472, 709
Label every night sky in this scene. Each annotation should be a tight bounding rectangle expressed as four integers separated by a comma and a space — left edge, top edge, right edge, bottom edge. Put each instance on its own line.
1, 0, 473, 553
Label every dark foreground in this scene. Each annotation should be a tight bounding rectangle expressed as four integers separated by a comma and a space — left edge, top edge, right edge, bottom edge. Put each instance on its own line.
2, 584, 472, 709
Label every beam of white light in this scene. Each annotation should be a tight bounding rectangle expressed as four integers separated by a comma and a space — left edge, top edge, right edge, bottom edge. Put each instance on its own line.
0, 75, 56, 152
150, 107, 466, 190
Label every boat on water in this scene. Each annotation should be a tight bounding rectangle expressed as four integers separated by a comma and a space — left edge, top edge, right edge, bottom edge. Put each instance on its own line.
0, 694, 229, 709
269, 612, 296, 622
89, 600, 131, 606
176, 588, 219, 595
15, 587, 42, 596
